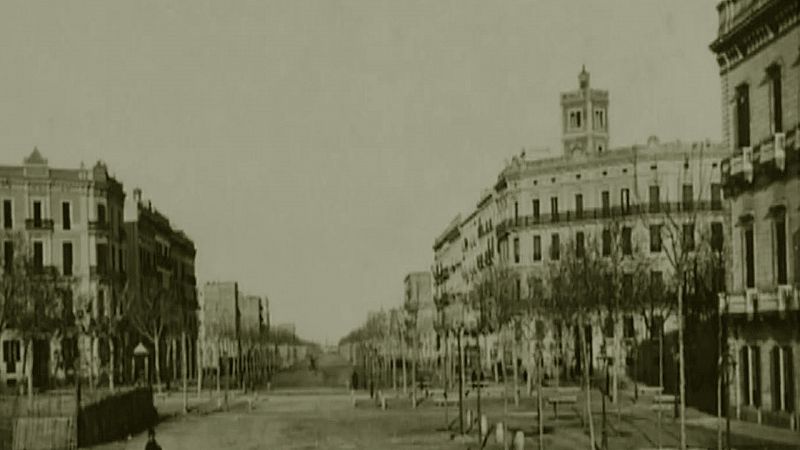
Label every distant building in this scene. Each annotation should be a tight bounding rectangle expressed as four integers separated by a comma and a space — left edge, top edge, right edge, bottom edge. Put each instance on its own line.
711, 0, 799, 428
404, 272, 436, 371
198, 281, 239, 371
0, 150, 125, 388
274, 323, 296, 336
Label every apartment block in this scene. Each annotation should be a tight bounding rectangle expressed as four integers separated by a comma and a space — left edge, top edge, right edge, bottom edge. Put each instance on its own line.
0, 149, 125, 388
433, 69, 729, 388
124, 188, 198, 384
711, 0, 800, 429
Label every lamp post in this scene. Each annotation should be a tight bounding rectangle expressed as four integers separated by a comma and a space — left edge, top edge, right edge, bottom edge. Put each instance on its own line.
599, 348, 613, 450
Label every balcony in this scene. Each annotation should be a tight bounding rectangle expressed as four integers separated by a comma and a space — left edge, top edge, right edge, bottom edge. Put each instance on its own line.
722, 287, 799, 317
24, 219, 54, 231
88, 220, 109, 232
722, 127, 798, 195
495, 201, 724, 236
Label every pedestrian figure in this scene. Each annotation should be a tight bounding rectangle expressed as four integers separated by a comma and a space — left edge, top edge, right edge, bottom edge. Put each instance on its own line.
351, 371, 359, 390
145, 428, 162, 450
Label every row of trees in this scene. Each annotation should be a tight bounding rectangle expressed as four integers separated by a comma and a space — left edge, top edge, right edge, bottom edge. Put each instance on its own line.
432, 204, 726, 449
0, 231, 201, 411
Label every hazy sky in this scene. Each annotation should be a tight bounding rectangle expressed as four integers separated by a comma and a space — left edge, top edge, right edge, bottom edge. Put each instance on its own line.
0, 1, 721, 344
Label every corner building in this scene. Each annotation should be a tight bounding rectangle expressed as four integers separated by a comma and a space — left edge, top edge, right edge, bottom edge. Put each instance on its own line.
711, 0, 800, 428
434, 70, 728, 395
0, 150, 126, 387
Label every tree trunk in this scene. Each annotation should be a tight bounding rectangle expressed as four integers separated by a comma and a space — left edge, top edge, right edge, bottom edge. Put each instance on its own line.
391, 345, 397, 393
579, 321, 596, 449
612, 313, 620, 404
88, 336, 95, 391
24, 339, 33, 407
153, 335, 162, 393
182, 331, 188, 414
537, 346, 544, 450
216, 341, 221, 397
512, 340, 519, 407
678, 284, 686, 450
411, 335, 417, 408
109, 337, 115, 393
402, 340, 407, 395
197, 339, 203, 396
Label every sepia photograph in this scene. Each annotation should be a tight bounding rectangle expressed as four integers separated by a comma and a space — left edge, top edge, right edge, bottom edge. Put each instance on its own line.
0, 1, 798, 449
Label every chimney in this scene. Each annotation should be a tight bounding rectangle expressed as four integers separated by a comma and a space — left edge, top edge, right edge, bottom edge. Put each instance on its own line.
133, 188, 142, 204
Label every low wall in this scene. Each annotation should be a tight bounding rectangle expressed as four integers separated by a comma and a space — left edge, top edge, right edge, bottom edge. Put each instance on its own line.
0, 387, 157, 449
78, 387, 157, 447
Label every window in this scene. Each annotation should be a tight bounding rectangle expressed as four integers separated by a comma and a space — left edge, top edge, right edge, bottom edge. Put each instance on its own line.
2, 200, 11, 229
513, 237, 520, 264
550, 234, 560, 261
682, 223, 695, 252
620, 189, 630, 215
96, 243, 108, 272
682, 184, 694, 211
736, 83, 750, 148
711, 183, 722, 210
32, 201, 42, 227
740, 345, 761, 407
97, 289, 105, 318
97, 204, 107, 224
551, 197, 559, 222
768, 65, 782, 133
569, 109, 582, 129
575, 194, 583, 219
622, 227, 632, 255
514, 201, 519, 224
2, 340, 20, 374
602, 191, 610, 217
33, 241, 43, 271
744, 225, 755, 289
62, 242, 73, 276
3, 241, 13, 272
651, 271, 663, 294
515, 278, 522, 301
776, 216, 787, 285
533, 236, 542, 262
623, 315, 635, 339
711, 222, 724, 252
650, 225, 662, 253
532, 199, 540, 223
62, 202, 71, 230
594, 109, 605, 130
650, 314, 664, 341
649, 186, 660, 213
771, 346, 794, 412
602, 229, 611, 256
623, 274, 633, 299
576, 231, 585, 258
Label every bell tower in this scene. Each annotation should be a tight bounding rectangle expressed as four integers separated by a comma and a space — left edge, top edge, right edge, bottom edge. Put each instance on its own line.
560, 66, 609, 158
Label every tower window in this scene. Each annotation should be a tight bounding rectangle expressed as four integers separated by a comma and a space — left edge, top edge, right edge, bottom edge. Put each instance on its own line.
594, 109, 605, 130
569, 109, 582, 129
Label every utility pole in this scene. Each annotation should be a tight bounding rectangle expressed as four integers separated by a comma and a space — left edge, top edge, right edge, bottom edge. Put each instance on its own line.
457, 327, 464, 435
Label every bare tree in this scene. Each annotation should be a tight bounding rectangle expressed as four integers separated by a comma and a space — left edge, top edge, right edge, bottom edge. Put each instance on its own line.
123, 277, 180, 393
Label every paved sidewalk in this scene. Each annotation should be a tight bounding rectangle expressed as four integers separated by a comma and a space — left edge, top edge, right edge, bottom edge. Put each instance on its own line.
686, 416, 800, 448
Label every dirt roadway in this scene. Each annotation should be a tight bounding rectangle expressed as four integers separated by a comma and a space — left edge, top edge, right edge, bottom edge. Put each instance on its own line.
89, 392, 468, 450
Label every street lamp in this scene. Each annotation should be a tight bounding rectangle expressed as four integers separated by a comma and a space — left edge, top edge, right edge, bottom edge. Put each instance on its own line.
599, 348, 614, 450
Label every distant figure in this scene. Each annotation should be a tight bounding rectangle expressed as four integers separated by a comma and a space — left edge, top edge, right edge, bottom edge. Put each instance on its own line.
351, 371, 359, 390
145, 428, 162, 450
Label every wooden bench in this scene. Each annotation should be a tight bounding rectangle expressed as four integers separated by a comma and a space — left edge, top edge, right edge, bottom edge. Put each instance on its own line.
638, 386, 663, 396
433, 396, 458, 407
650, 394, 676, 412
547, 395, 578, 420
